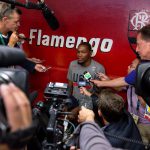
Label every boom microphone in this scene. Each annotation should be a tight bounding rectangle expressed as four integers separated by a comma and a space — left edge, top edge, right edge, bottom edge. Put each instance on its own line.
0, 46, 25, 67
0, 0, 60, 30
40, 4, 59, 30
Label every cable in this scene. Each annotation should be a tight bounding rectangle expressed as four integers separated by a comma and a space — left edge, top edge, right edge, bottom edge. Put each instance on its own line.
104, 131, 150, 150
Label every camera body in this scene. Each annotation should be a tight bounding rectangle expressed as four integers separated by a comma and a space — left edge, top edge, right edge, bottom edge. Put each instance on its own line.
44, 82, 68, 99
34, 82, 75, 150
0, 68, 29, 136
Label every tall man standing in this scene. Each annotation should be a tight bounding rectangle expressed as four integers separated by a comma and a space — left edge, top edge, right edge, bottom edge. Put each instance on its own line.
67, 42, 105, 108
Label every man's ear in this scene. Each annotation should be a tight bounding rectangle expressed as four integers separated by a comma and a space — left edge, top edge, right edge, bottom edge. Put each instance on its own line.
98, 110, 102, 117
2, 16, 8, 23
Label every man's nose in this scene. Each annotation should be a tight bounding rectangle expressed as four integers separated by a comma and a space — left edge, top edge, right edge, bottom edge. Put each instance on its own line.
77, 53, 82, 57
17, 22, 20, 27
136, 46, 139, 52
128, 65, 130, 69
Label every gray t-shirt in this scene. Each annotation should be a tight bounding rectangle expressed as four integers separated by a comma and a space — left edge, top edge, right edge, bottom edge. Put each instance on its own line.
67, 59, 105, 108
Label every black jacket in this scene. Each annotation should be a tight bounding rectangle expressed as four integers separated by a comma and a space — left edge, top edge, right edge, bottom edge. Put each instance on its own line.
103, 110, 145, 150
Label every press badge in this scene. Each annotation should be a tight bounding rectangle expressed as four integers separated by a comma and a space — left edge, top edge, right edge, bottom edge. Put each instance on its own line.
144, 105, 150, 121
130, 113, 139, 124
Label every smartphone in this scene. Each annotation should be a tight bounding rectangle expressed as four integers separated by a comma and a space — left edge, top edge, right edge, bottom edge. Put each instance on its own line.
42, 66, 51, 72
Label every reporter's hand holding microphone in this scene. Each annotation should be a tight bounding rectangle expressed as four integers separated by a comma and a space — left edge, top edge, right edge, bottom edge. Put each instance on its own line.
90, 73, 109, 87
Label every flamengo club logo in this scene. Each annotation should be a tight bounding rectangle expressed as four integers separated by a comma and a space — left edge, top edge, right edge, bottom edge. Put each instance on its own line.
129, 10, 150, 31
128, 10, 150, 52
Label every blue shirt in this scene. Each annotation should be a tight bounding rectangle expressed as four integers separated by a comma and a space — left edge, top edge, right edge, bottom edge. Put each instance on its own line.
125, 70, 136, 85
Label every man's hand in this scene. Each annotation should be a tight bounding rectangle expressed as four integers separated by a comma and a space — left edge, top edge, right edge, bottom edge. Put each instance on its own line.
8, 32, 19, 47
0, 83, 32, 132
79, 87, 92, 97
34, 64, 51, 72
90, 79, 103, 87
78, 106, 95, 123
97, 73, 110, 81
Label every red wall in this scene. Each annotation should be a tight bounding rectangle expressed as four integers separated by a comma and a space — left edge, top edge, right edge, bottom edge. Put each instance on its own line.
19, 0, 150, 99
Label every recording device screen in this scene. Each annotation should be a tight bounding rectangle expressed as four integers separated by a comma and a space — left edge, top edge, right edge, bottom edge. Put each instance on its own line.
83, 71, 92, 80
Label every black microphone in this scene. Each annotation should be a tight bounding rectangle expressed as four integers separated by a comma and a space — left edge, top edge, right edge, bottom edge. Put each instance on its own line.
25, 2, 40, 9
79, 75, 84, 81
0, 46, 25, 67
78, 75, 86, 87
41, 4, 59, 30
18, 34, 31, 41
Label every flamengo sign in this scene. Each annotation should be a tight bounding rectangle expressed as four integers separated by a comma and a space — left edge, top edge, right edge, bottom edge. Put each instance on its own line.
29, 29, 113, 56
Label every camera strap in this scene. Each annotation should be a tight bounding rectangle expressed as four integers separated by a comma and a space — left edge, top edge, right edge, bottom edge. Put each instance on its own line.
0, 124, 36, 149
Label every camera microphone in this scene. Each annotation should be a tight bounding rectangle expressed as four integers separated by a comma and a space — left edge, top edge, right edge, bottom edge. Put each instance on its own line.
41, 4, 59, 30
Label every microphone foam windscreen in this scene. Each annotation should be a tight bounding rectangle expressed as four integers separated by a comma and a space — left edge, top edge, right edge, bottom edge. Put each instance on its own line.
42, 6, 59, 30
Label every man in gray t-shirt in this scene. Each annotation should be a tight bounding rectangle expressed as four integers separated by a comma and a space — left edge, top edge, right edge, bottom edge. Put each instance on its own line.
67, 42, 105, 109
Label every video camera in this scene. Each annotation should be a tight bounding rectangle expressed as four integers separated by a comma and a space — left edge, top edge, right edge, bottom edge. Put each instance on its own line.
32, 82, 75, 150
0, 46, 30, 149
135, 61, 150, 106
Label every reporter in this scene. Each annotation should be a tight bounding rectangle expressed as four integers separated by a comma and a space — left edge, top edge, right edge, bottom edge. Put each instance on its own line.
70, 90, 144, 150
0, 2, 47, 73
75, 106, 122, 150
0, 83, 33, 150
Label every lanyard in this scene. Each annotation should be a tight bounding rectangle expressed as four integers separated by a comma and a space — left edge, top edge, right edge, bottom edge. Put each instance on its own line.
130, 86, 140, 111
0, 33, 6, 45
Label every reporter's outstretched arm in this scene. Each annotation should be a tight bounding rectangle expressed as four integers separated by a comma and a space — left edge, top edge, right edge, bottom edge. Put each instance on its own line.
78, 107, 122, 150
90, 77, 128, 88
97, 72, 110, 81
80, 122, 122, 150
